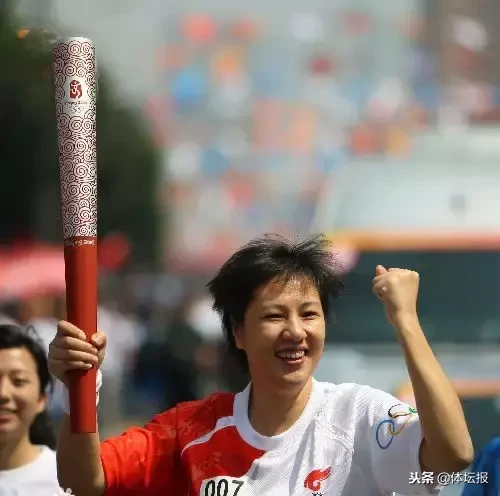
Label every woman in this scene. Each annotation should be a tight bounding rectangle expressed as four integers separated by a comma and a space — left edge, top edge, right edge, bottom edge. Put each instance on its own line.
49, 235, 473, 495
0, 324, 61, 495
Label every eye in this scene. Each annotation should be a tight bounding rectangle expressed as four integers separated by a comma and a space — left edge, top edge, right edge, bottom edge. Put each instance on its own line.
302, 311, 319, 319
264, 313, 283, 321
12, 378, 29, 387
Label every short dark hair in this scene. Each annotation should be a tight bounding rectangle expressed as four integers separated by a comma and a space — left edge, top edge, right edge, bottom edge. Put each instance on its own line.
207, 234, 344, 373
0, 324, 56, 449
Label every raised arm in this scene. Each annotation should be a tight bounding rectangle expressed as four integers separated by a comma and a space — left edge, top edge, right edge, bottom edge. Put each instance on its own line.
49, 321, 184, 495
373, 266, 474, 474
57, 414, 104, 495
49, 321, 105, 495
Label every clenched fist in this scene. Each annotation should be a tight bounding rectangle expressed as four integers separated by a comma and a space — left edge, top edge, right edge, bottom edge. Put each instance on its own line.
372, 265, 419, 326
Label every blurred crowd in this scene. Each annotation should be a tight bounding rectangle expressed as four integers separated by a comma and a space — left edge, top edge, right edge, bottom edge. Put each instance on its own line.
0, 268, 249, 435
146, 8, 500, 270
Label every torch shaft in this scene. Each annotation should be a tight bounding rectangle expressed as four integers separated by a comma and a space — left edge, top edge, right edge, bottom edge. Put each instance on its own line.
65, 239, 98, 432
52, 37, 98, 433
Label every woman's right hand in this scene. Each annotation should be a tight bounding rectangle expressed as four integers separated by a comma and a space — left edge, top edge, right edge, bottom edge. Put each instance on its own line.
48, 320, 107, 386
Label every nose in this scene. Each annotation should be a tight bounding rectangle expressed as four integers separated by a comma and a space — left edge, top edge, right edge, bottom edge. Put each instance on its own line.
0, 377, 12, 403
283, 315, 307, 341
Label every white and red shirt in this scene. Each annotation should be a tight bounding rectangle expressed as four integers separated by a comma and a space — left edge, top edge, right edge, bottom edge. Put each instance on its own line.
101, 380, 441, 495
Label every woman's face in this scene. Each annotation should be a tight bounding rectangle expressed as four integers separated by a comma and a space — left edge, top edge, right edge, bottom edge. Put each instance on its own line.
235, 276, 325, 393
0, 347, 46, 443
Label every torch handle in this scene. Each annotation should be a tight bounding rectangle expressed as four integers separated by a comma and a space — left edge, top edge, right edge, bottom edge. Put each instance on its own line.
64, 238, 98, 433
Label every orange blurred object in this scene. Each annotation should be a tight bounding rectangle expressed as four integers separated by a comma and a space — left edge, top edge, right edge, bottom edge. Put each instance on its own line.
253, 99, 285, 150
407, 104, 431, 128
211, 45, 244, 81
225, 172, 255, 207
349, 124, 380, 155
156, 44, 187, 70
17, 29, 30, 39
289, 104, 318, 153
231, 18, 261, 41
396, 379, 500, 409
386, 125, 412, 156
327, 230, 500, 251
183, 14, 217, 44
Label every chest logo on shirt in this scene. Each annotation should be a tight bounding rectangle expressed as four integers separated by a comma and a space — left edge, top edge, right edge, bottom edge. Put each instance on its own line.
303, 467, 331, 495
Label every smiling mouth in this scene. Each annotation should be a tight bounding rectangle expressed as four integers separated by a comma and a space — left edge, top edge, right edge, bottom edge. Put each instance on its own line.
0, 410, 16, 416
275, 350, 308, 361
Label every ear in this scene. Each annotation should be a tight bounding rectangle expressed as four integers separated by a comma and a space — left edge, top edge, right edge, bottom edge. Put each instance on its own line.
233, 323, 245, 350
36, 392, 47, 415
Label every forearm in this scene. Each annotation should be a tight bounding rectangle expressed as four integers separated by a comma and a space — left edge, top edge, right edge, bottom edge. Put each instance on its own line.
395, 317, 474, 473
57, 415, 105, 496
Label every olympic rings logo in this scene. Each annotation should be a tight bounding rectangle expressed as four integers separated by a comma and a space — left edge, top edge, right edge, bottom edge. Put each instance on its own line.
375, 404, 416, 450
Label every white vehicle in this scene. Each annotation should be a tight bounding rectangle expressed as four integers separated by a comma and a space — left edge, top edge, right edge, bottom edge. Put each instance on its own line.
312, 134, 500, 494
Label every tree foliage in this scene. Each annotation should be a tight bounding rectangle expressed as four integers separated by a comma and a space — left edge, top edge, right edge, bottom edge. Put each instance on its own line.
0, 11, 160, 266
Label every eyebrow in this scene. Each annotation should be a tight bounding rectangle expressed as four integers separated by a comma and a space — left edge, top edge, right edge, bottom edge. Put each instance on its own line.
2, 369, 30, 375
261, 301, 321, 310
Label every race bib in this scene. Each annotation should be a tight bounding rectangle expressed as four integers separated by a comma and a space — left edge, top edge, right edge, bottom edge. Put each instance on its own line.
200, 476, 249, 496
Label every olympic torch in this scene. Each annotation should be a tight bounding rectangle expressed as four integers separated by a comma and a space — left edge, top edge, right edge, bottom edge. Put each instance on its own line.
52, 37, 98, 433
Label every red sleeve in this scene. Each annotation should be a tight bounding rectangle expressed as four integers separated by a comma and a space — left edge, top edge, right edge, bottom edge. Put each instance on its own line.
100, 407, 187, 495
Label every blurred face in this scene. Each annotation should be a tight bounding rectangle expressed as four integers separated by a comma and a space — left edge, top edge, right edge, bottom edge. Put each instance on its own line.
235, 275, 325, 393
0, 347, 46, 444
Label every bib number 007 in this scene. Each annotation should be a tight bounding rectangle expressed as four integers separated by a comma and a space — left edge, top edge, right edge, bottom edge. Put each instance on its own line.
201, 477, 247, 496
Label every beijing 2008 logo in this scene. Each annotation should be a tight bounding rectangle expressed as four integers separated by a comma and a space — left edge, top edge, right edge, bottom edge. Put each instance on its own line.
69, 79, 83, 99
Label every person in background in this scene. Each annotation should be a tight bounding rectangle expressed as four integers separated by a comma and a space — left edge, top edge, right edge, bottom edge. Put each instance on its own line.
461, 436, 500, 496
0, 315, 18, 326
185, 294, 225, 395
158, 293, 208, 407
97, 303, 145, 434
0, 312, 18, 326
133, 291, 220, 412
0, 300, 22, 326
17, 294, 59, 350
0, 324, 60, 495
